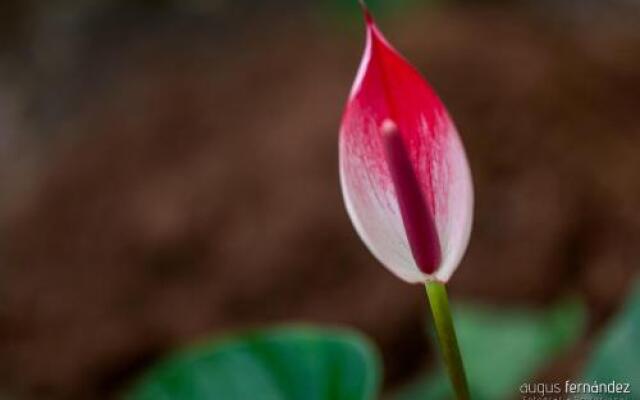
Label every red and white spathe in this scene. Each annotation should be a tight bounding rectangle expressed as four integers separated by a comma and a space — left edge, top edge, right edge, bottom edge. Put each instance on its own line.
339, 9, 473, 283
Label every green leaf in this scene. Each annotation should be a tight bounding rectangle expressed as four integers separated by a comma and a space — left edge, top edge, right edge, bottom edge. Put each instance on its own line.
394, 298, 587, 400
125, 325, 381, 400
582, 281, 640, 398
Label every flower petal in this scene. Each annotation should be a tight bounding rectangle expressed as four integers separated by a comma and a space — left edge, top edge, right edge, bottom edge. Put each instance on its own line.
339, 10, 473, 283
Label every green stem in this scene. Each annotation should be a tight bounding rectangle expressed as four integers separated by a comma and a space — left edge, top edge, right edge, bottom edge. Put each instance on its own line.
425, 281, 470, 400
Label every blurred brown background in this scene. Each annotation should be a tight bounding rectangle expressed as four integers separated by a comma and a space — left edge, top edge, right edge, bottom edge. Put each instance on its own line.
0, 0, 639, 398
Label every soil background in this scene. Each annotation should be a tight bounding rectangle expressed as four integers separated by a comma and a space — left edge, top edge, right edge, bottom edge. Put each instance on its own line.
0, 1, 639, 399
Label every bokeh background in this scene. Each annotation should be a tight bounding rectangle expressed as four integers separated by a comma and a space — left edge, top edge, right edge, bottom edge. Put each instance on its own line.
1, 0, 639, 398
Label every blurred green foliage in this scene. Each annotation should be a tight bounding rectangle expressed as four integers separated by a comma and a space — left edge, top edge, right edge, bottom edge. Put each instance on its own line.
394, 298, 587, 400
124, 285, 640, 400
583, 281, 640, 399
125, 325, 381, 400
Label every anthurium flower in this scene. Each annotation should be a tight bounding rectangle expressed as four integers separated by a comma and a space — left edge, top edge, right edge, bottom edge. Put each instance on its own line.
339, 7, 473, 284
